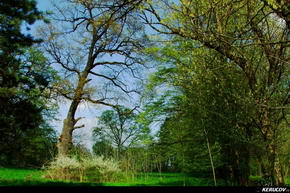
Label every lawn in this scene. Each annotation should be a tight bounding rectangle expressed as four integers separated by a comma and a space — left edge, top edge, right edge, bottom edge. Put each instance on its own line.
1, 168, 289, 186
0, 168, 215, 186
104, 172, 215, 186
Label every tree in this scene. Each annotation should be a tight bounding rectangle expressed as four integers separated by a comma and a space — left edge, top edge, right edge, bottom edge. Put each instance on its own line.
40, 0, 147, 156
0, 0, 58, 167
17, 120, 58, 167
143, 37, 254, 184
0, 47, 58, 167
92, 139, 114, 158
0, 0, 44, 91
142, 0, 289, 185
93, 106, 146, 158
260, 0, 290, 29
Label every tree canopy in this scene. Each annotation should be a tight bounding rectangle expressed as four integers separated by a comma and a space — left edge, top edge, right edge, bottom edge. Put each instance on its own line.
0, 0, 58, 167
0, 0, 289, 186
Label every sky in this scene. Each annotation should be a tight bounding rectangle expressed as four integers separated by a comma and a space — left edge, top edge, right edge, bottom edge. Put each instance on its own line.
30, 0, 159, 151
31, 0, 108, 150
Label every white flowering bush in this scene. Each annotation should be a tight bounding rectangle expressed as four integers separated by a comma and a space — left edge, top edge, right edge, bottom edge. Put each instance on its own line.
48, 155, 81, 170
44, 155, 122, 182
44, 155, 82, 181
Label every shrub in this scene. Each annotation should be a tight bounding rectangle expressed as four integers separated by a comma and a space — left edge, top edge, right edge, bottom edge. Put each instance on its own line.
44, 155, 81, 181
43, 155, 122, 182
81, 156, 122, 182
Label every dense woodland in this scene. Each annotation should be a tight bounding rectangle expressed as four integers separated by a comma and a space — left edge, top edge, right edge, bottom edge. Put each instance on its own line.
0, 0, 289, 186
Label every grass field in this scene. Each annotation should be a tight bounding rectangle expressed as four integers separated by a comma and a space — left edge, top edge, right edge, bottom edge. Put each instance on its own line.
0, 168, 216, 186
0, 168, 289, 186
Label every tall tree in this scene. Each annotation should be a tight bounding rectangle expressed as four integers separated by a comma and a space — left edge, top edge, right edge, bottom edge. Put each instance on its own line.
143, 0, 289, 185
40, 0, 147, 156
0, 0, 43, 96
143, 39, 253, 184
0, 0, 57, 167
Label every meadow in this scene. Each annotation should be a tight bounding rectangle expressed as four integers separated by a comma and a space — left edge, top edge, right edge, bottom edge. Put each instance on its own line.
1, 168, 289, 187
0, 168, 216, 186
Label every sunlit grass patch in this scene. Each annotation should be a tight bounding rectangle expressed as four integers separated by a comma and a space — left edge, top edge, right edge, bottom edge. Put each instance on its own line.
102, 172, 215, 186
0, 168, 214, 186
0, 168, 42, 181
0, 168, 288, 186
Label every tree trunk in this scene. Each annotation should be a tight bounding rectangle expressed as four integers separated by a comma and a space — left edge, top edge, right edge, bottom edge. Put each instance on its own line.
260, 108, 285, 186
273, 156, 284, 186
203, 127, 217, 186
116, 145, 121, 160
57, 73, 88, 156
265, 142, 285, 186
57, 117, 74, 156
233, 149, 250, 186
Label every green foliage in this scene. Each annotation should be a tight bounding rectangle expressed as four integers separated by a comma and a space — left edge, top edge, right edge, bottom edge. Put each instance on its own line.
92, 140, 114, 158
142, 0, 289, 185
0, 0, 288, 187
0, 0, 58, 167
92, 106, 150, 158
0, 0, 43, 51
0, 47, 58, 167
142, 36, 262, 184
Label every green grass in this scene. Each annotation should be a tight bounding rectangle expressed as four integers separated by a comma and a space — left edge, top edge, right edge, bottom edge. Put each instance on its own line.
0, 168, 84, 186
286, 178, 290, 186
102, 172, 215, 186
0, 168, 289, 186
0, 168, 215, 186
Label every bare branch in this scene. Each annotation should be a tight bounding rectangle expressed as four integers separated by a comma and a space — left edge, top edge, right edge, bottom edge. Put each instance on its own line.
73, 124, 85, 130
74, 117, 85, 124
83, 97, 118, 108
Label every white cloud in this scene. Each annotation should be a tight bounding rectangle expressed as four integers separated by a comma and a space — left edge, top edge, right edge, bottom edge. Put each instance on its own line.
73, 117, 97, 151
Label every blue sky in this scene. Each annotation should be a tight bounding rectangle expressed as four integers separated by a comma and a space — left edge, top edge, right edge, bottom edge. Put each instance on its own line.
36, 0, 52, 10
32, 0, 105, 149
30, 0, 159, 150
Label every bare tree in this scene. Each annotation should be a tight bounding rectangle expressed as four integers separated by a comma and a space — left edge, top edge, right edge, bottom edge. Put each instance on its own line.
39, 0, 147, 156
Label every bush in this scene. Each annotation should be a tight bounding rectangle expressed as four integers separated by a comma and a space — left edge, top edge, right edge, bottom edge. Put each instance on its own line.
43, 155, 122, 182
81, 156, 121, 182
